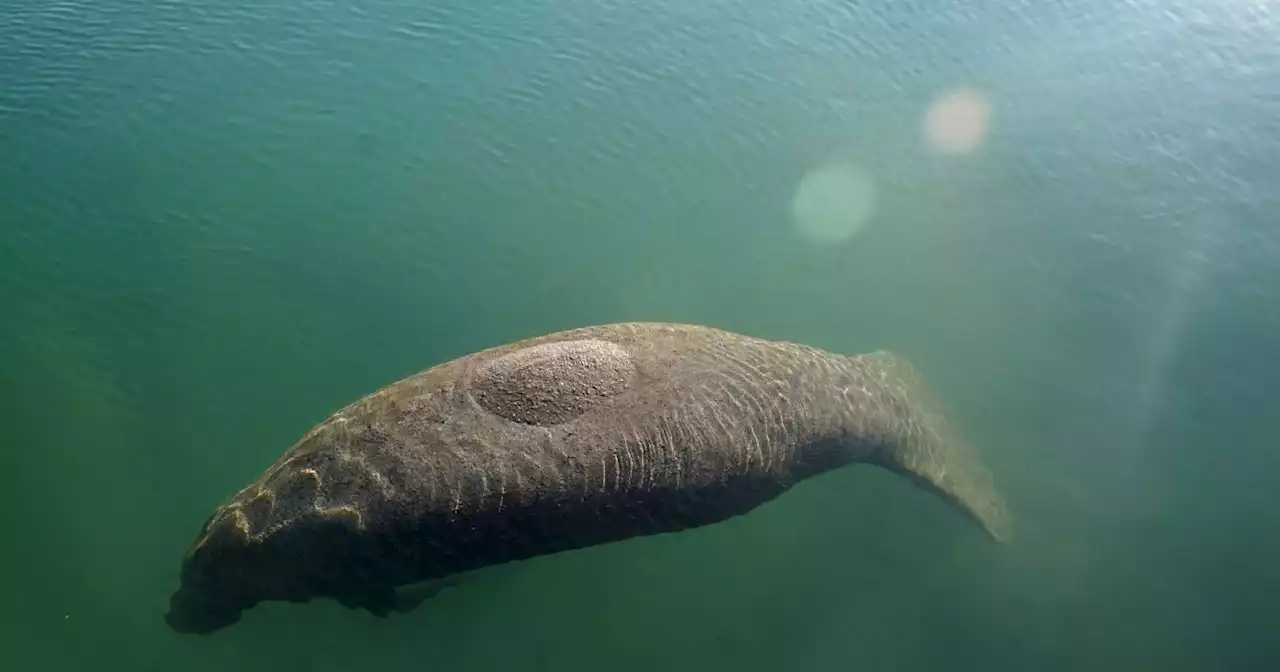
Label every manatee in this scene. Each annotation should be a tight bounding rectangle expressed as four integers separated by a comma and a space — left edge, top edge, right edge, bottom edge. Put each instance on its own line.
165, 322, 1009, 634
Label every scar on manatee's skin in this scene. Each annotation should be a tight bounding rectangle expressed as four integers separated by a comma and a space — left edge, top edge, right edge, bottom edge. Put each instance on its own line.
165, 322, 1010, 635
321, 505, 364, 530
471, 339, 636, 426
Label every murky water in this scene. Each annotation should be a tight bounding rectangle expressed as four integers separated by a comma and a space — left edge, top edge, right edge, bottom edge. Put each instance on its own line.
3, 0, 1278, 669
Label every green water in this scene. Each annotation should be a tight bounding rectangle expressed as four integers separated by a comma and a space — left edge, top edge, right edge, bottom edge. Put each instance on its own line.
3, 0, 1278, 669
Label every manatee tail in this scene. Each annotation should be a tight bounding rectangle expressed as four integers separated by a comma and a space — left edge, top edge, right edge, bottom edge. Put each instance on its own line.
857, 351, 1011, 543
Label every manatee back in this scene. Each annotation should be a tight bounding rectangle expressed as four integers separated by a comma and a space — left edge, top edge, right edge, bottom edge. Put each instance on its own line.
224, 322, 872, 550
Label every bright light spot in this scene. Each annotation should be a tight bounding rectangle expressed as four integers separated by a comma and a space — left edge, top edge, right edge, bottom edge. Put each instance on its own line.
924, 88, 992, 154
789, 161, 877, 245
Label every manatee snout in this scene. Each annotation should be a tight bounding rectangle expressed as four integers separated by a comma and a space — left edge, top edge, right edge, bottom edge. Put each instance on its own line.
164, 509, 258, 634
165, 583, 243, 635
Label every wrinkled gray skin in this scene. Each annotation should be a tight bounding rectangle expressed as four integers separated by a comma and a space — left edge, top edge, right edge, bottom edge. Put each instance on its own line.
166, 322, 1009, 634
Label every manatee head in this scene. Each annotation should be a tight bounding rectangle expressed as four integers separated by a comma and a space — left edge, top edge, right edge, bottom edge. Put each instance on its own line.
165, 465, 380, 634
165, 507, 256, 634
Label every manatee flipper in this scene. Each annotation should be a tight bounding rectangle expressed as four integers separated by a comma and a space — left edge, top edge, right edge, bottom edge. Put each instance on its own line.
391, 575, 468, 613
857, 350, 1010, 542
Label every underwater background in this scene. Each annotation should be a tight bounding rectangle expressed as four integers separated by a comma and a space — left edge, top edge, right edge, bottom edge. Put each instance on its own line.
3, 0, 1278, 669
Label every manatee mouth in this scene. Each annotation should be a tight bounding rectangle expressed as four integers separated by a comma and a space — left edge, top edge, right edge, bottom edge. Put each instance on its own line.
164, 587, 243, 635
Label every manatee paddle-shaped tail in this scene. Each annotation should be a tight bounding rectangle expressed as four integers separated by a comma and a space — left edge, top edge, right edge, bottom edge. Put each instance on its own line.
855, 350, 1008, 542
164, 322, 1010, 634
